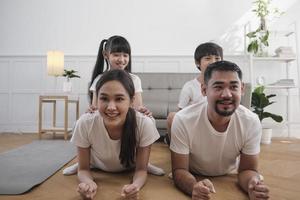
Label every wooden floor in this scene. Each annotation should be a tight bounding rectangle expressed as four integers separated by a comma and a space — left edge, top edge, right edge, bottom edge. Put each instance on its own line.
0, 133, 299, 200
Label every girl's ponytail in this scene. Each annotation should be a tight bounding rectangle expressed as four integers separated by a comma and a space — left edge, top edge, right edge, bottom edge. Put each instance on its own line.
89, 39, 107, 103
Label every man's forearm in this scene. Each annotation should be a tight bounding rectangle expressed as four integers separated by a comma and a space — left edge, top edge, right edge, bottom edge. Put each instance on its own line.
238, 169, 260, 192
173, 168, 197, 196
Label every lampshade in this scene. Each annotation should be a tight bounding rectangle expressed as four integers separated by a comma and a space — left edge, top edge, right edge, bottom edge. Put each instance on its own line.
47, 51, 64, 76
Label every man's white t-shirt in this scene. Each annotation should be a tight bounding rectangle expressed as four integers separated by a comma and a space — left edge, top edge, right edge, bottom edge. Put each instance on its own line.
170, 101, 261, 176
178, 78, 206, 109
71, 111, 159, 172
90, 73, 143, 93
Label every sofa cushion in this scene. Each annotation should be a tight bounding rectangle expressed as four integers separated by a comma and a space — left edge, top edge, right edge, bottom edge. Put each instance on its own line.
136, 73, 198, 117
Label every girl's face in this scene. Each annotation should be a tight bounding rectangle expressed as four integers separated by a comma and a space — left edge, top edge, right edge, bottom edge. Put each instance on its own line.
97, 80, 132, 128
105, 52, 130, 70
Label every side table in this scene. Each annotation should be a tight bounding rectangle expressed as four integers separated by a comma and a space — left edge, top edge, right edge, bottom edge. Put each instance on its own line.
38, 95, 79, 140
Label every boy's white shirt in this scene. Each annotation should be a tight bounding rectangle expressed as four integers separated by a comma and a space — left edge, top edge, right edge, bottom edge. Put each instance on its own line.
178, 78, 206, 109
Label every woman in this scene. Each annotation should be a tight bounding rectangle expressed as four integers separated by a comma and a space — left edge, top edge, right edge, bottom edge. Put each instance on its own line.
72, 69, 160, 199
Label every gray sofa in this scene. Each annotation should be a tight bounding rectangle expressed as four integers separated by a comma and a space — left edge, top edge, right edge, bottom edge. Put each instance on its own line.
136, 73, 252, 136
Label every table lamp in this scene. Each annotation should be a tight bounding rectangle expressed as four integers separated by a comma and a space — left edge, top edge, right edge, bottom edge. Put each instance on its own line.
47, 51, 64, 92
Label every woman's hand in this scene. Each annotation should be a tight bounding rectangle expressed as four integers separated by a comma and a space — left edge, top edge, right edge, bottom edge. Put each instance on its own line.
121, 184, 139, 199
77, 181, 98, 199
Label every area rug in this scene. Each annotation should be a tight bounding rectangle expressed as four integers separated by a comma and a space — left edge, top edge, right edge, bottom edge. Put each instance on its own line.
0, 140, 76, 195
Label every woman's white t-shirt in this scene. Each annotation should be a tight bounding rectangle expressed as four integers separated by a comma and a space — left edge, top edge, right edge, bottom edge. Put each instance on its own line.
71, 111, 160, 172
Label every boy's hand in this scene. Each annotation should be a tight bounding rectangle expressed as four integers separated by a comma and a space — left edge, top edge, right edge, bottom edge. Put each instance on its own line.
192, 179, 216, 200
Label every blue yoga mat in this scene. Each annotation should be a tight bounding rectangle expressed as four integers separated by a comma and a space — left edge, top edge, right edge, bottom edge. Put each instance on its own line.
0, 140, 76, 194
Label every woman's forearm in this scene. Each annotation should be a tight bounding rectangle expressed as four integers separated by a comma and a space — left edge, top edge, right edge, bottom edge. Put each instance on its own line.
78, 169, 94, 183
131, 169, 147, 190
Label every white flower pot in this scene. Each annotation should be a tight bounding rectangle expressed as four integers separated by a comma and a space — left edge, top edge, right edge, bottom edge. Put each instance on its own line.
63, 81, 72, 93
261, 128, 272, 144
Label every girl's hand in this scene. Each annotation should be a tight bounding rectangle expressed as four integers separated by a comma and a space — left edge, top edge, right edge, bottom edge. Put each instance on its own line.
77, 181, 98, 199
136, 106, 152, 117
121, 184, 139, 199
86, 105, 97, 113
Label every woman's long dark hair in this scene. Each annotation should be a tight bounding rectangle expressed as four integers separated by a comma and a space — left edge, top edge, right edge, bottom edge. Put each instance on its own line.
96, 69, 137, 168
89, 36, 132, 103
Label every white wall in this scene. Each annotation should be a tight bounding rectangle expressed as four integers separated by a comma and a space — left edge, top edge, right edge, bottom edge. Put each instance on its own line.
0, 0, 252, 55
1, 0, 300, 137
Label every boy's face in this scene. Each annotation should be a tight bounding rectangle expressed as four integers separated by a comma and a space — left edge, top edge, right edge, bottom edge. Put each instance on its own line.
197, 55, 222, 72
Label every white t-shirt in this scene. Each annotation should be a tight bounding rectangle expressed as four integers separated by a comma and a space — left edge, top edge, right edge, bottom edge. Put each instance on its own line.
170, 101, 261, 176
178, 78, 206, 109
71, 111, 160, 172
90, 72, 143, 93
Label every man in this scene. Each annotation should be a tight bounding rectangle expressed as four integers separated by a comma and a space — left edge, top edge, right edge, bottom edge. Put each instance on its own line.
170, 61, 269, 200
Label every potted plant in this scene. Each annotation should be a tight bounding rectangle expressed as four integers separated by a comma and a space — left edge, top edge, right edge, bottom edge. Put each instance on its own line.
246, 0, 282, 56
251, 85, 283, 144
62, 69, 80, 92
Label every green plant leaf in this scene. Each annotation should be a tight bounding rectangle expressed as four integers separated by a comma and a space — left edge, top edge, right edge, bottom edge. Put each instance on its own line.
251, 85, 283, 123
262, 112, 283, 122
62, 69, 81, 79
246, 31, 257, 38
247, 40, 259, 53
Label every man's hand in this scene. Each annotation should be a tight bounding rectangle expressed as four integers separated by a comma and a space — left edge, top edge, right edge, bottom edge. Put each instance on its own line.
136, 106, 152, 117
192, 179, 216, 200
121, 184, 139, 199
248, 176, 269, 200
77, 181, 97, 199
86, 105, 97, 113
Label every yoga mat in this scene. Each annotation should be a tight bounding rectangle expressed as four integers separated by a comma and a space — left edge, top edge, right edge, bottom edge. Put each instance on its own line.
0, 140, 76, 194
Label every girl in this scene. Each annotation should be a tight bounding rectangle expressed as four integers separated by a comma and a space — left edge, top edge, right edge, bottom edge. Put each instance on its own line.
73, 69, 160, 199
63, 36, 164, 176
89, 35, 148, 114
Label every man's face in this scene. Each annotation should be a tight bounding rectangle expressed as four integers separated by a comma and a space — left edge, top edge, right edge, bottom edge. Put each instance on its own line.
202, 70, 244, 117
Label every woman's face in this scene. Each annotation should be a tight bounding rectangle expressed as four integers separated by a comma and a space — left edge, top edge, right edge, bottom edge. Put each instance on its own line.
105, 52, 130, 70
97, 80, 132, 128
